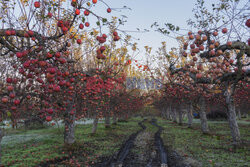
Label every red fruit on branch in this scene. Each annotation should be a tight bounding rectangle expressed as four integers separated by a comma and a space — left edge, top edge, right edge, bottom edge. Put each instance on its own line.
202, 35, 207, 41
57, 20, 63, 27
11, 30, 16, 35
107, 8, 111, 13
114, 36, 120, 41
47, 12, 53, 18
199, 45, 204, 51
98, 37, 106, 43
1, 97, 8, 103
189, 35, 194, 40
16, 52, 23, 58
53, 85, 61, 92
9, 93, 15, 98
5, 30, 11, 36
77, 39, 82, 44
48, 109, 53, 114
47, 53, 53, 58
7, 85, 14, 91
34, 1, 40, 8
100, 46, 106, 52
227, 41, 232, 46
14, 99, 20, 105
113, 31, 118, 36
6, 78, 12, 83
75, 9, 80, 15
222, 28, 228, 34
55, 52, 61, 58
46, 116, 52, 122
84, 10, 90, 16
79, 23, 84, 29
102, 34, 107, 38
213, 31, 218, 36
245, 19, 250, 28
85, 22, 90, 27
28, 30, 34, 36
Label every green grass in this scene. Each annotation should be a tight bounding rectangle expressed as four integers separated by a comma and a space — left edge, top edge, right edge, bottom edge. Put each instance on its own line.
2, 117, 143, 167
157, 118, 250, 167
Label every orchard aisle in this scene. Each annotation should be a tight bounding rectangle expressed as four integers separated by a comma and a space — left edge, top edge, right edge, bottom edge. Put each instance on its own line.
95, 118, 193, 167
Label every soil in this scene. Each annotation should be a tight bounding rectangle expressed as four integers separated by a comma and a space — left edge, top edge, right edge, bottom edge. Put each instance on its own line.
38, 119, 195, 167
94, 118, 194, 167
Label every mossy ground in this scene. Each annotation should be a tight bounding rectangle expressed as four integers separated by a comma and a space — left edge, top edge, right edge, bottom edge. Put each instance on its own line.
157, 118, 250, 167
2, 117, 142, 167
2, 116, 250, 167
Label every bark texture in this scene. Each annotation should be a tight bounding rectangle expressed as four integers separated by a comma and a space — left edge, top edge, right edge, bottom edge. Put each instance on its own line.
105, 116, 111, 128
92, 116, 99, 134
199, 97, 209, 134
112, 114, 117, 125
225, 84, 241, 144
187, 102, 193, 128
0, 128, 2, 165
166, 106, 171, 120
172, 108, 177, 123
64, 102, 75, 145
237, 109, 241, 120
178, 110, 183, 125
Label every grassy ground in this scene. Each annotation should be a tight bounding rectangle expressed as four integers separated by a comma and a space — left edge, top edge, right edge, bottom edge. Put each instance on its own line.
2, 117, 143, 167
157, 118, 250, 167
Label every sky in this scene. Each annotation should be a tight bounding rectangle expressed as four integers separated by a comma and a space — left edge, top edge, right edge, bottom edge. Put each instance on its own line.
89, 0, 249, 65
97, 0, 200, 62
10, 0, 219, 64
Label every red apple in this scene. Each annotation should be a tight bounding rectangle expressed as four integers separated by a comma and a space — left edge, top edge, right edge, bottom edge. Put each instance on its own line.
107, 8, 111, 13
34, 1, 40, 8
2, 97, 8, 103
213, 31, 218, 36
77, 39, 82, 44
79, 23, 84, 29
46, 116, 52, 122
75, 9, 80, 15
85, 22, 90, 27
84, 10, 90, 16
7, 85, 14, 91
14, 99, 20, 105
47, 12, 52, 18
245, 19, 250, 28
222, 28, 228, 34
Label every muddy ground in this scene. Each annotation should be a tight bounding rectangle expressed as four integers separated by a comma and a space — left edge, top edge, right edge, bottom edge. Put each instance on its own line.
94, 119, 194, 167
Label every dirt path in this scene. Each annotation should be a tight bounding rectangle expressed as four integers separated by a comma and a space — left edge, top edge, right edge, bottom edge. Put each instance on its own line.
95, 118, 173, 167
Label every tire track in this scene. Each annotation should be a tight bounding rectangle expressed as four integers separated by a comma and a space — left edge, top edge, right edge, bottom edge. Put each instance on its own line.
94, 119, 147, 167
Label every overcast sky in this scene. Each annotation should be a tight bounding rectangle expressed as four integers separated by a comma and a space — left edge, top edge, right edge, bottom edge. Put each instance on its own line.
102, 0, 197, 59
90, 0, 221, 63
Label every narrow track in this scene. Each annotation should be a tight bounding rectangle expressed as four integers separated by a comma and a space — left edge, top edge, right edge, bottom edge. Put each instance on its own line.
95, 119, 147, 167
94, 118, 192, 167
151, 119, 168, 166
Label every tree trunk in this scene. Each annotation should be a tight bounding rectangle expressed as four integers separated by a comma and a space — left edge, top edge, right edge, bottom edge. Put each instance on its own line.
199, 97, 209, 134
161, 108, 165, 118
0, 128, 3, 165
187, 102, 193, 128
178, 110, 183, 125
237, 108, 241, 120
166, 106, 171, 120
105, 116, 111, 128
172, 108, 177, 123
168, 105, 172, 120
225, 84, 241, 145
92, 116, 98, 134
112, 114, 117, 125
64, 102, 75, 145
